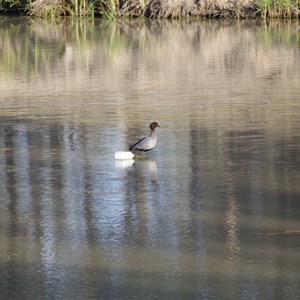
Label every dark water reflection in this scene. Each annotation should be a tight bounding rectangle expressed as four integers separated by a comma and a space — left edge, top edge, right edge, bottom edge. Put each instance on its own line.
0, 18, 300, 299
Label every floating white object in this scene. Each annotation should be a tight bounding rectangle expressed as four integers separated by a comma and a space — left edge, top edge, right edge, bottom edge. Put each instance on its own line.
115, 151, 135, 160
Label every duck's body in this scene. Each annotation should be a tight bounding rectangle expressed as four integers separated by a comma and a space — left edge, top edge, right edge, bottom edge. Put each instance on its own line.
129, 122, 160, 152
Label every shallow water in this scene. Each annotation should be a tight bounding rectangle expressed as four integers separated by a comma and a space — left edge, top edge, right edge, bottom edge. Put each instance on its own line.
0, 17, 300, 299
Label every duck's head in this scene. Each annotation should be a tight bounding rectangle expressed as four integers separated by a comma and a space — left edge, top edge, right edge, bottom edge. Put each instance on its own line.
150, 122, 160, 131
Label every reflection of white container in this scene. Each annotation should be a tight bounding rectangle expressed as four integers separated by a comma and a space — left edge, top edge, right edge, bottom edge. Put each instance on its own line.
115, 159, 135, 169
114, 151, 135, 160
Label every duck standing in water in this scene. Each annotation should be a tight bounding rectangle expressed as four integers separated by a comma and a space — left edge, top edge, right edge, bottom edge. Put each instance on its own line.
129, 122, 160, 152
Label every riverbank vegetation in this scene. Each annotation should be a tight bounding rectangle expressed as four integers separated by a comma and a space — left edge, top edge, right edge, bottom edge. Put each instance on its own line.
0, 0, 300, 18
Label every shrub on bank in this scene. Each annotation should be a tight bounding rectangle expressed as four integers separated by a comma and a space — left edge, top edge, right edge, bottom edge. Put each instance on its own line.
0, 0, 299, 18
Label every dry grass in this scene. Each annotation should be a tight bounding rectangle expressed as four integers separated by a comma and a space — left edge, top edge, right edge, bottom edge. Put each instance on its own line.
3, 0, 300, 19
145, 0, 199, 18
28, 0, 67, 17
28, 0, 95, 17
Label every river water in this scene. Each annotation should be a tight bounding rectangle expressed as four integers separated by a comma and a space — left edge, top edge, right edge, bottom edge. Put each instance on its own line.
0, 17, 300, 299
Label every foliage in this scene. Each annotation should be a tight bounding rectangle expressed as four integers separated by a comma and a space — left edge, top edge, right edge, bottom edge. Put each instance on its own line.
1, 0, 300, 18
256, 0, 300, 18
27, 0, 95, 18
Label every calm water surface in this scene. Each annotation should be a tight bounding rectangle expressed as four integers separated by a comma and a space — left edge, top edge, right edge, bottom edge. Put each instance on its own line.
0, 17, 300, 299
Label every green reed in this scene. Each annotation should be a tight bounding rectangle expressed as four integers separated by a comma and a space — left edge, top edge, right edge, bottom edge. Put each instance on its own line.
67, 0, 95, 18
256, 0, 300, 18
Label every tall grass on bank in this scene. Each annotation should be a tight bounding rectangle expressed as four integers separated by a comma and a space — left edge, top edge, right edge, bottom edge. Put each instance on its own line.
26, 0, 146, 18
1, 0, 300, 18
28, 0, 95, 18
256, 0, 300, 18
99, 0, 118, 19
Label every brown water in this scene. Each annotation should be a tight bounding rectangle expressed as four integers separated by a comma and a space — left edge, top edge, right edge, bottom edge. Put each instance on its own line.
0, 17, 300, 299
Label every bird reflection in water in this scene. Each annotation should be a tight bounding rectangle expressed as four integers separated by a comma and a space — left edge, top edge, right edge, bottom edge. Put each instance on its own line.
134, 158, 158, 184
115, 157, 158, 184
